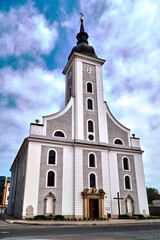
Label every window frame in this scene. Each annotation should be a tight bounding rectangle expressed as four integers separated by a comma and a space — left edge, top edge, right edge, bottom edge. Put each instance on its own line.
53, 130, 66, 138
88, 153, 97, 168
113, 138, 124, 145
46, 170, 56, 188
124, 175, 132, 190
47, 149, 57, 166
87, 119, 95, 141
86, 98, 94, 111
122, 156, 130, 171
88, 120, 94, 133
86, 82, 93, 94
88, 172, 97, 189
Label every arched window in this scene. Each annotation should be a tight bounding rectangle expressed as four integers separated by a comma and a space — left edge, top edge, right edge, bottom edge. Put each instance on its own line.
87, 82, 92, 93
114, 138, 123, 145
47, 171, 55, 187
87, 99, 93, 110
123, 157, 129, 170
54, 131, 65, 137
88, 120, 94, 132
48, 150, 56, 165
89, 154, 95, 168
69, 86, 72, 98
125, 175, 131, 190
90, 173, 96, 188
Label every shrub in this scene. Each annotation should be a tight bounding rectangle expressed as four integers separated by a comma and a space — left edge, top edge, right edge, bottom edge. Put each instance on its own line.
119, 214, 131, 219
54, 215, 65, 221
132, 214, 145, 220
33, 215, 47, 220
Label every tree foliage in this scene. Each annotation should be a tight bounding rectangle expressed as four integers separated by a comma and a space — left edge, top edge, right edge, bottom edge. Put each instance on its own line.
146, 187, 160, 204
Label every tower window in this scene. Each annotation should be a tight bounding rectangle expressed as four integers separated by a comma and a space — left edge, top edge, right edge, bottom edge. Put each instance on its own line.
54, 131, 65, 138
90, 173, 96, 188
124, 175, 131, 190
123, 157, 129, 170
89, 153, 96, 168
87, 99, 93, 110
87, 120, 95, 141
69, 86, 72, 99
48, 150, 56, 165
47, 171, 55, 187
87, 82, 93, 93
114, 138, 123, 145
88, 120, 94, 132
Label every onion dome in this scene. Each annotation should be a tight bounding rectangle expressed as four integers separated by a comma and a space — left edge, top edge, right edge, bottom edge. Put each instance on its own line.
68, 17, 97, 60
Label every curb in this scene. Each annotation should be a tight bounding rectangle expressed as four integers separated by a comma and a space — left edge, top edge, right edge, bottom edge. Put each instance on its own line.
3, 219, 160, 226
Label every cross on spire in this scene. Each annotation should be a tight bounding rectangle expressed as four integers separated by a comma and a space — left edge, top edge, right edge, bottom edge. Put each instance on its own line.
80, 12, 84, 18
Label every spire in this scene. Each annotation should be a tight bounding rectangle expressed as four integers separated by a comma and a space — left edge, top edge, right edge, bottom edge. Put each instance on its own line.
80, 17, 85, 32
68, 14, 98, 60
76, 17, 89, 45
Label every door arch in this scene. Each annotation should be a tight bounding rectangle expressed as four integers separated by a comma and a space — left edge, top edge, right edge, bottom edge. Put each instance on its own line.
44, 192, 56, 215
125, 194, 134, 216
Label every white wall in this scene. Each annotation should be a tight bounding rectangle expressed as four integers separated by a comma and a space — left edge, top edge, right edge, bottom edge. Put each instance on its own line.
101, 150, 111, 215
130, 138, 140, 148
74, 59, 84, 140
109, 151, 120, 216
62, 146, 74, 215
74, 147, 83, 216
134, 153, 149, 215
23, 141, 41, 217
5, 183, 10, 205
96, 66, 108, 143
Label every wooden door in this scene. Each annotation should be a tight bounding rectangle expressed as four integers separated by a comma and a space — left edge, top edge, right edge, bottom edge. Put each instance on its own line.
89, 199, 99, 219
89, 199, 94, 219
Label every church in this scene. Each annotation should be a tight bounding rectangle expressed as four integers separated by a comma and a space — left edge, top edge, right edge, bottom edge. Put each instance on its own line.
8, 17, 149, 219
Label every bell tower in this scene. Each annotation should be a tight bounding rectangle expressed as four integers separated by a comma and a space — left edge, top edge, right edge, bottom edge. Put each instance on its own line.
63, 17, 108, 143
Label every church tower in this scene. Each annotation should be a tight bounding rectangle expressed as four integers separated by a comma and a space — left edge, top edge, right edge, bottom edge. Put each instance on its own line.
63, 17, 107, 143
8, 17, 149, 219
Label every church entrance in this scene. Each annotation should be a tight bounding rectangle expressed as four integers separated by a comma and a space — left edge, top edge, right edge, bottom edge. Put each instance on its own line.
81, 188, 105, 219
89, 199, 99, 219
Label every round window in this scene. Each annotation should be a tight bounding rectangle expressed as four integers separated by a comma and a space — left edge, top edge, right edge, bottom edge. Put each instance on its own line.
88, 134, 94, 141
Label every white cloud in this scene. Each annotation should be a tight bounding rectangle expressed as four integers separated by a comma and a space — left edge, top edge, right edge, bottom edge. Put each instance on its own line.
0, 66, 65, 175
60, 9, 79, 29
0, 66, 65, 113
0, 2, 58, 56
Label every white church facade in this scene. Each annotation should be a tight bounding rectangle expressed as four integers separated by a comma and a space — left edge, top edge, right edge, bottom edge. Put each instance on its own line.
8, 17, 149, 219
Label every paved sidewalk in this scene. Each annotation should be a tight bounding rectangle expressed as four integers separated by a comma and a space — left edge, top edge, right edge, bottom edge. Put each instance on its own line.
1, 212, 160, 226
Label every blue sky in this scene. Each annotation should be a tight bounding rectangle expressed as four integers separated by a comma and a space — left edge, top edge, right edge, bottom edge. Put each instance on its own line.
0, 0, 160, 192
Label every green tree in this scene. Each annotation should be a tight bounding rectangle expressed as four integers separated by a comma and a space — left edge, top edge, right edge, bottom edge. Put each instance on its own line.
146, 187, 160, 204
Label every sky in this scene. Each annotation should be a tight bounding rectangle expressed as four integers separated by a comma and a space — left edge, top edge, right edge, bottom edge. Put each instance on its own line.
0, 0, 160, 192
